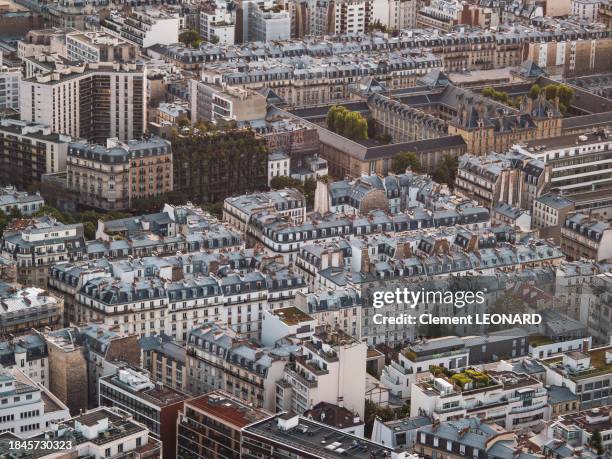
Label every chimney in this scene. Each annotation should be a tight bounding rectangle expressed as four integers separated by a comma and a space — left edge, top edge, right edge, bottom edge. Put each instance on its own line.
582, 338, 589, 353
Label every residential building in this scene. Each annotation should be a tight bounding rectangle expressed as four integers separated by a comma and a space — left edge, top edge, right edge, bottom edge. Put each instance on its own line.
66, 136, 173, 211
176, 390, 272, 459
247, 2, 291, 42
276, 326, 367, 417
551, 405, 612, 454
0, 369, 68, 437
0, 187, 44, 216
371, 416, 432, 452
139, 334, 187, 393
185, 323, 288, 411
560, 212, 612, 261
200, 2, 236, 45
153, 102, 188, 127
0, 118, 70, 190
0, 334, 48, 388
415, 418, 532, 459
268, 151, 290, 186
543, 345, 612, 409
411, 369, 548, 430
571, 0, 601, 21
261, 306, 317, 346
0, 216, 85, 287
514, 132, 612, 207
223, 188, 306, 233
65, 31, 138, 63
0, 288, 63, 336
303, 402, 365, 437
241, 413, 408, 458
491, 203, 531, 233
189, 81, 267, 125
388, 0, 418, 30
327, 0, 373, 35
0, 407, 162, 458
19, 62, 147, 144
533, 193, 575, 243
99, 366, 188, 459
0, 64, 20, 111
103, 9, 180, 48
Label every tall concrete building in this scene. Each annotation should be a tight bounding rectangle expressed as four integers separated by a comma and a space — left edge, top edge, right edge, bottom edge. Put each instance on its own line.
19, 62, 147, 144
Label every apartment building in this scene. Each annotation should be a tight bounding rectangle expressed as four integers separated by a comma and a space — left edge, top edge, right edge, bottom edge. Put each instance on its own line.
189, 81, 267, 125
139, 334, 187, 393
0, 118, 70, 190
0, 187, 44, 216
242, 413, 407, 459
99, 367, 188, 459
19, 62, 147, 144
177, 390, 272, 459
66, 136, 173, 211
0, 216, 85, 287
276, 326, 367, 417
388, 0, 418, 30
0, 64, 20, 111
294, 288, 362, 338
65, 31, 138, 63
185, 323, 288, 411
415, 418, 526, 459
200, 2, 236, 45
456, 152, 550, 211
532, 193, 575, 243
571, 0, 601, 21
515, 132, 612, 201
0, 334, 48, 388
247, 2, 291, 42
551, 405, 612, 454
410, 370, 548, 431
560, 212, 612, 261
544, 345, 612, 409
0, 288, 63, 336
327, 0, 373, 35
103, 9, 180, 48
223, 188, 306, 233
0, 369, 69, 437
0, 407, 161, 458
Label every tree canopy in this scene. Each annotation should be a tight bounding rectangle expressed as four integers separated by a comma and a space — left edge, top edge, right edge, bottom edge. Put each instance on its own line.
391, 152, 421, 174
179, 30, 202, 48
326, 106, 369, 141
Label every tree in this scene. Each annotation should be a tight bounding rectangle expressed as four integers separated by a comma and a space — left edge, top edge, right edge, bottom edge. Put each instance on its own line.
391, 152, 420, 174
529, 84, 541, 100
432, 155, 459, 188
179, 30, 201, 48
325, 105, 368, 140
270, 176, 302, 190
590, 429, 604, 456
210, 34, 220, 44
544, 84, 558, 101
83, 221, 96, 240
177, 118, 190, 129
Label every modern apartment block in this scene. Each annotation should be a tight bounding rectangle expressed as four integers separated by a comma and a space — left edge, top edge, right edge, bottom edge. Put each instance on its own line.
327, 0, 373, 35
103, 9, 180, 48
0, 368, 69, 437
65, 31, 139, 63
532, 193, 575, 243
544, 345, 612, 410
19, 62, 147, 144
247, 1, 291, 42
0, 64, 20, 111
276, 326, 367, 418
176, 390, 272, 459
66, 136, 173, 211
200, 2, 236, 45
0, 407, 162, 458
99, 366, 188, 459
241, 413, 407, 459
0, 118, 71, 190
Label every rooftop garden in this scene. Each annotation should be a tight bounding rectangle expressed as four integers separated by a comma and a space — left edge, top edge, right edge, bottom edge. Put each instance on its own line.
430, 365, 494, 391
529, 335, 554, 347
